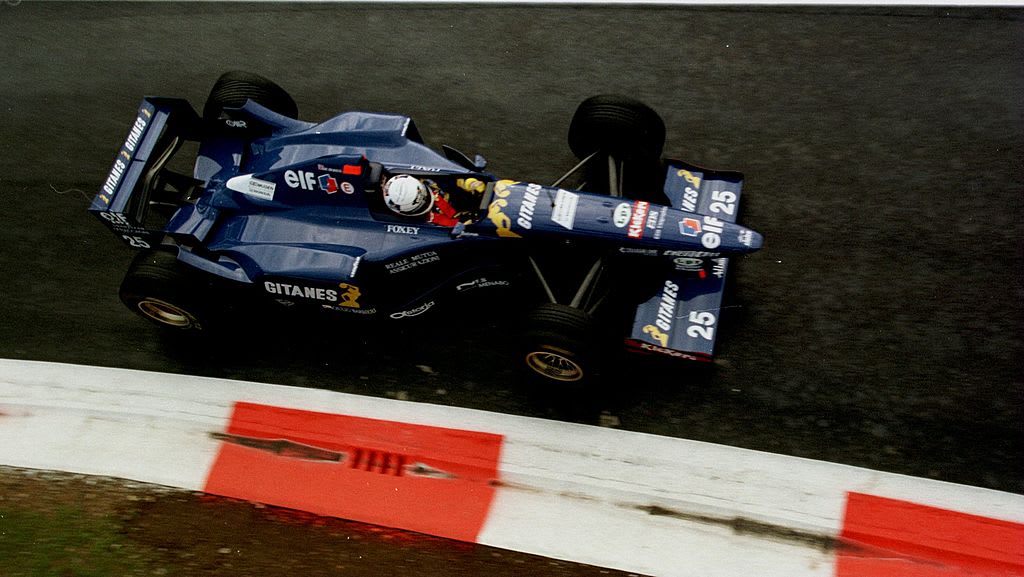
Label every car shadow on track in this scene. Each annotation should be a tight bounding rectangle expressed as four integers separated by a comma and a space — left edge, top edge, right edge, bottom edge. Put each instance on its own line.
145, 302, 729, 428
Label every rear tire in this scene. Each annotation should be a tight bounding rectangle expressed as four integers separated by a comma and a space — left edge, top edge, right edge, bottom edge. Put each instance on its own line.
119, 250, 209, 331
521, 303, 600, 386
203, 70, 298, 126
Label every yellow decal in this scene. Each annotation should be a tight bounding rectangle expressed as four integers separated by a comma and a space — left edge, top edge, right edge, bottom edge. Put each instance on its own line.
678, 169, 701, 188
338, 283, 362, 309
487, 180, 521, 238
120, 150, 132, 161
457, 177, 487, 195
142, 108, 152, 118
643, 324, 669, 347
98, 194, 110, 205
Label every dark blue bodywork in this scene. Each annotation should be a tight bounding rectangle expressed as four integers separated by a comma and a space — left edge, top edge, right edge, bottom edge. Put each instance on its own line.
91, 97, 762, 360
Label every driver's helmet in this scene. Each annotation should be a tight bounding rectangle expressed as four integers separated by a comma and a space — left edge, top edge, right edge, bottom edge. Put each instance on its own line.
383, 175, 433, 217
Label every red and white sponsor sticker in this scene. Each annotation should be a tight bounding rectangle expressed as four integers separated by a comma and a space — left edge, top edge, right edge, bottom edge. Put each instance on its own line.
627, 201, 650, 239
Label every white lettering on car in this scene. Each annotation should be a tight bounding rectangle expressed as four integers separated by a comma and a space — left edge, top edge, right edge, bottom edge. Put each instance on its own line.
284, 170, 317, 190
655, 280, 679, 332
628, 201, 650, 239
701, 216, 724, 249
390, 301, 435, 319
681, 186, 699, 212
687, 310, 717, 340
386, 224, 420, 235
517, 183, 541, 229
263, 281, 338, 303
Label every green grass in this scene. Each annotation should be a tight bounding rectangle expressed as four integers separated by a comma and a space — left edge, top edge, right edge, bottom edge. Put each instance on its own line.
0, 506, 147, 577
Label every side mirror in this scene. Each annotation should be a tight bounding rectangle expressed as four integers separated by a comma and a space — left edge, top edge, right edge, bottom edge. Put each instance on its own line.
442, 145, 488, 171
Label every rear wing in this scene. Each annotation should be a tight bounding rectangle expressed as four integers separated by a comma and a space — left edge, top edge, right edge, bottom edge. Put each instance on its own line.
89, 97, 203, 248
626, 160, 748, 362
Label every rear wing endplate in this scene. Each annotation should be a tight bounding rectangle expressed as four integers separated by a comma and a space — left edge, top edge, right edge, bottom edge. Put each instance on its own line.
89, 97, 202, 248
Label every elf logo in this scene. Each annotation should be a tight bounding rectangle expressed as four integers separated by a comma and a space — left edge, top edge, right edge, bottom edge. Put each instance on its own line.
284, 170, 317, 190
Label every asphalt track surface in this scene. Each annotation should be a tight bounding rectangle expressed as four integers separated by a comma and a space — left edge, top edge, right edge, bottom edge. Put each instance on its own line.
1, 1, 1021, 507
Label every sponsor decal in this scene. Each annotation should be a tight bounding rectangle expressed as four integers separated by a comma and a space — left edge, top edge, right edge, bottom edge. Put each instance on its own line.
673, 257, 704, 272
284, 170, 318, 190
98, 211, 135, 233
678, 168, 701, 189
646, 209, 660, 230
225, 119, 247, 128
635, 341, 706, 362
287, 170, 358, 194
662, 250, 720, 258
681, 186, 699, 213
318, 174, 339, 194
337, 283, 362, 309
385, 251, 440, 275
326, 305, 377, 315
487, 180, 522, 238
247, 178, 276, 200
227, 175, 276, 201
264, 281, 338, 303
701, 216, 724, 249
738, 229, 753, 247
386, 224, 419, 235
350, 256, 361, 278
613, 203, 632, 228
712, 258, 727, 279
456, 277, 510, 292
654, 280, 680, 332
628, 201, 650, 239
642, 324, 669, 347
318, 163, 363, 176
390, 301, 435, 319
618, 247, 658, 256
653, 209, 668, 240
409, 165, 442, 172
551, 189, 578, 230
101, 112, 150, 197
517, 183, 542, 230
680, 217, 702, 237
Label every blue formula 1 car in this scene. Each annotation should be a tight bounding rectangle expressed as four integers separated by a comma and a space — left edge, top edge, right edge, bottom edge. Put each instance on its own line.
90, 71, 762, 386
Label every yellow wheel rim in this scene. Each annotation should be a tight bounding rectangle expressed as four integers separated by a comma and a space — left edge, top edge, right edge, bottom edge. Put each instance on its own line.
137, 298, 196, 328
525, 349, 584, 382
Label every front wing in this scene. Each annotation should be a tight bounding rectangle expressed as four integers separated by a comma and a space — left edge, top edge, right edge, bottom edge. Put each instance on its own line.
625, 160, 746, 362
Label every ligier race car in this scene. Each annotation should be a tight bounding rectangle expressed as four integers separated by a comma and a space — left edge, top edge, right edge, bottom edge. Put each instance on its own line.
90, 71, 763, 386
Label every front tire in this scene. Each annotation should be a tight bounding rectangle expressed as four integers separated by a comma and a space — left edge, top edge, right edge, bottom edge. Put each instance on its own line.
119, 250, 208, 331
568, 94, 665, 162
521, 303, 600, 386
567, 95, 666, 201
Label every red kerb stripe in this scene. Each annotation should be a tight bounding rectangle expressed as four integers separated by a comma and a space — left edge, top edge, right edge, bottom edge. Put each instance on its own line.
204, 402, 503, 543
836, 491, 1024, 577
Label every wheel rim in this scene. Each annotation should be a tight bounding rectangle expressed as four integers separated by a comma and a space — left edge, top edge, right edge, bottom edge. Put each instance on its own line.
137, 298, 196, 328
525, 350, 584, 382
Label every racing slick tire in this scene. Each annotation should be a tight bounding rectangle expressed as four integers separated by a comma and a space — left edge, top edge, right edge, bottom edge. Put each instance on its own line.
119, 249, 209, 332
521, 303, 600, 387
567, 95, 666, 201
568, 94, 665, 162
203, 70, 298, 126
